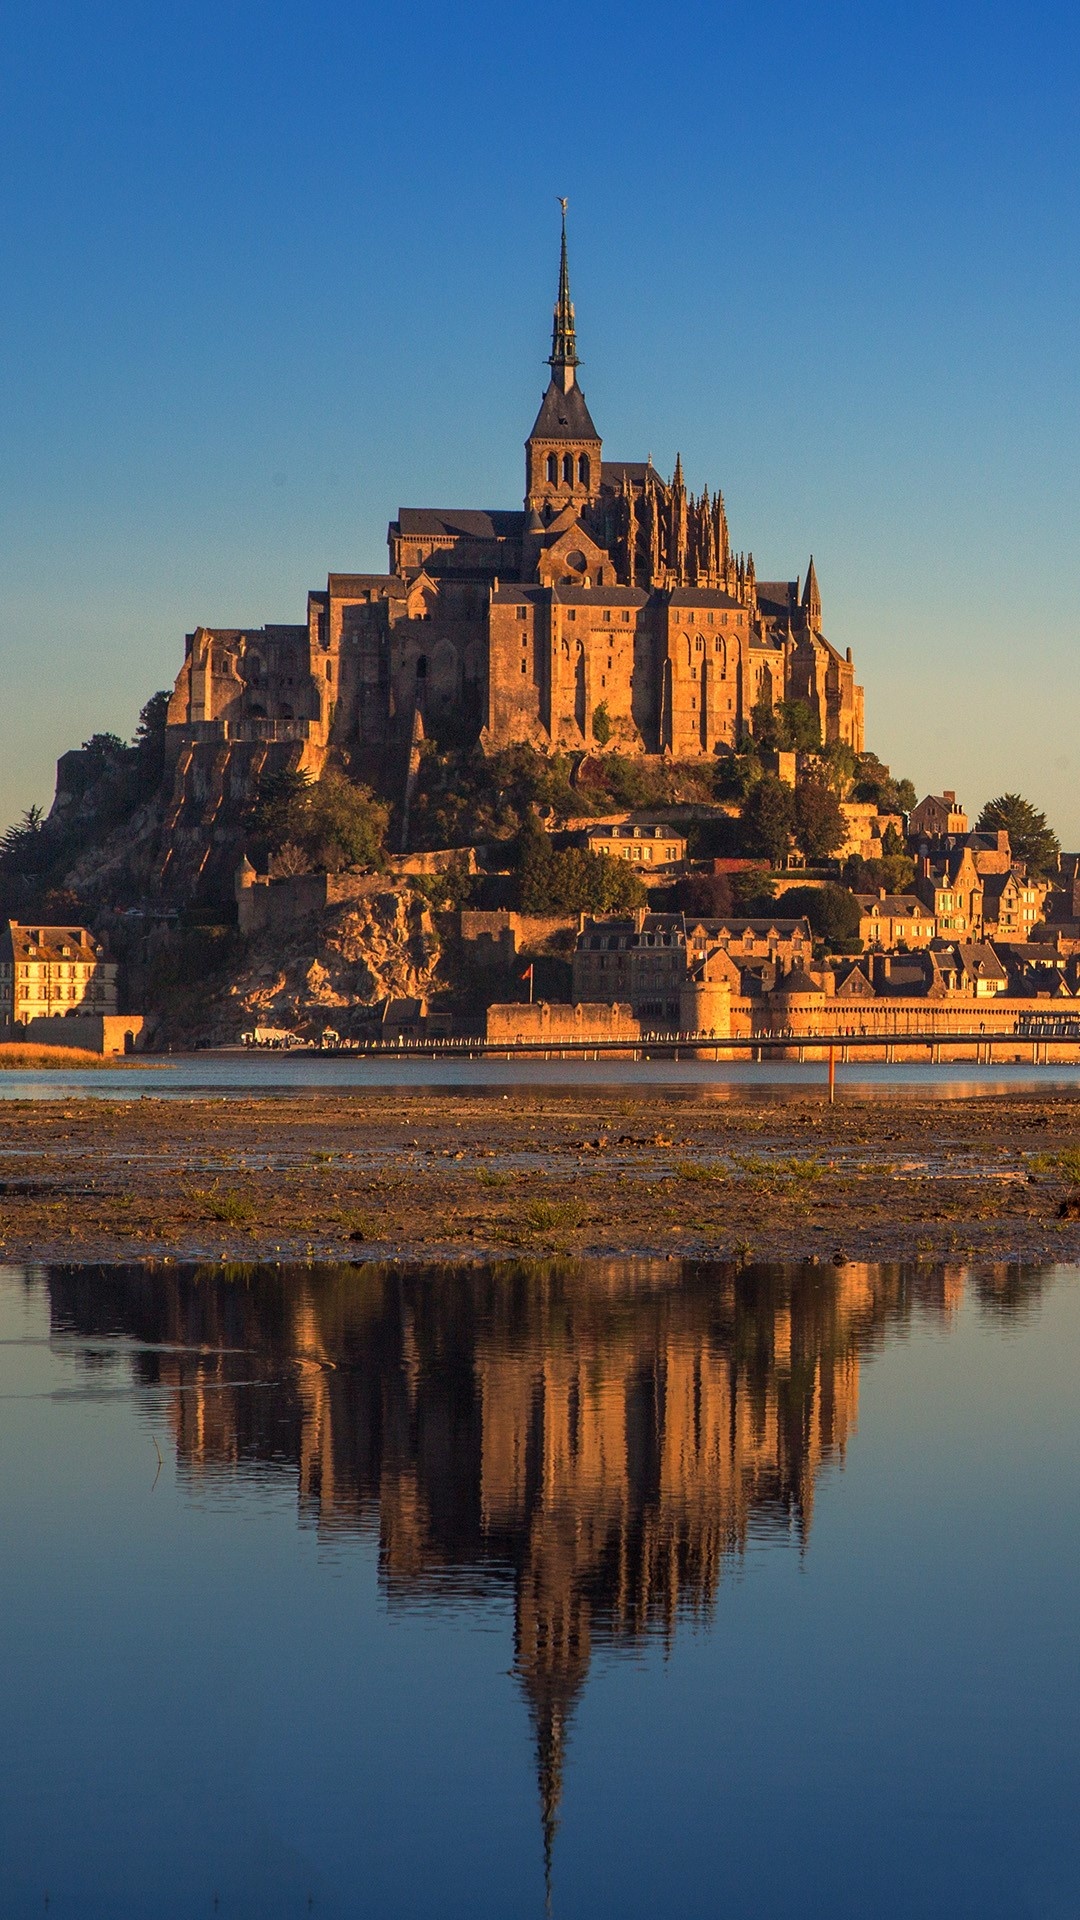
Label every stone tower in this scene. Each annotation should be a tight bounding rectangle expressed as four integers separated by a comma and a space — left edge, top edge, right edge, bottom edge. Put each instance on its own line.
524, 203, 603, 517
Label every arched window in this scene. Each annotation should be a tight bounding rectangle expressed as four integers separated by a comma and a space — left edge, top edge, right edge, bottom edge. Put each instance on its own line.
546, 453, 557, 484
416, 656, 428, 681
562, 453, 573, 485
578, 454, 589, 487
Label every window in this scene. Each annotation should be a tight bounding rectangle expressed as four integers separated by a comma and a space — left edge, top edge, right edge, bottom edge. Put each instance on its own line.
517, 606, 527, 621
546, 454, 557, 484
622, 610, 630, 622
578, 454, 589, 486
603, 609, 611, 622
562, 454, 573, 485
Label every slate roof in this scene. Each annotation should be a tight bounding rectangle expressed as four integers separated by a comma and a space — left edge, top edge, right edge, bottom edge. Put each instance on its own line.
527, 381, 601, 442
3, 923, 108, 963
856, 894, 927, 915
600, 461, 661, 488
666, 587, 742, 609
394, 509, 525, 540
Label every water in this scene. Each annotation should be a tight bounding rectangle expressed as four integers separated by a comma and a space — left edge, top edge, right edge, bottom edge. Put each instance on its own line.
0, 1256, 1076, 1918
6, 1048, 1080, 1099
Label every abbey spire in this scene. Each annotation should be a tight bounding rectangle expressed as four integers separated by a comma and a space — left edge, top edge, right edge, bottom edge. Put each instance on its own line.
524, 201, 602, 513
549, 198, 579, 392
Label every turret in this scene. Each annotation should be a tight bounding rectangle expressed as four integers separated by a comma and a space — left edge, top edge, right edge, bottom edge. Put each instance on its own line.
802, 555, 822, 630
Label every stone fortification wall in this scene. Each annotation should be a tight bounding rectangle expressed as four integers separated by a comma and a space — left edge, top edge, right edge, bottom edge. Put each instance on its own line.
22, 1015, 146, 1055
459, 911, 576, 967
486, 1001, 640, 1043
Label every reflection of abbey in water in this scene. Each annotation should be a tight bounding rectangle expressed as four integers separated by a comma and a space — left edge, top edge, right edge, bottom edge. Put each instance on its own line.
43, 1256, 1046, 1891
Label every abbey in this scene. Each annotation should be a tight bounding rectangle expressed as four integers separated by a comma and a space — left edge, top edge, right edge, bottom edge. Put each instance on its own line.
167, 216, 863, 765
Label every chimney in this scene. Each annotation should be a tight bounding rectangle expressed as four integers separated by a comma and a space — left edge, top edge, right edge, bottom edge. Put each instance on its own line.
943, 790, 956, 804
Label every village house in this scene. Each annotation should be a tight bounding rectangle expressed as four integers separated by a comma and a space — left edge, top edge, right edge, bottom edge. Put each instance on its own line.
0, 922, 118, 1037
915, 846, 983, 937
581, 822, 686, 869
856, 892, 936, 948
571, 911, 813, 1027
981, 871, 1050, 942
908, 792, 968, 839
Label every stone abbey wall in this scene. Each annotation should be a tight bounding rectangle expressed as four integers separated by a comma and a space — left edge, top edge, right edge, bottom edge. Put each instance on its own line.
161, 226, 864, 785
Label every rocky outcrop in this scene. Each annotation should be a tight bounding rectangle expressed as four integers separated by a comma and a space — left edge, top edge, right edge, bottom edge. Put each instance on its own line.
203, 888, 443, 1043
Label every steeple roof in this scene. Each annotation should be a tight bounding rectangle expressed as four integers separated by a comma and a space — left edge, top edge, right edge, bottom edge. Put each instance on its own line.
527, 202, 601, 443
549, 198, 579, 374
802, 554, 821, 625
528, 380, 600, 441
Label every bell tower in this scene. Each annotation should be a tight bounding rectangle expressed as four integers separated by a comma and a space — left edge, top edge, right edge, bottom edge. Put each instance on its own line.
524, 202, 602, 515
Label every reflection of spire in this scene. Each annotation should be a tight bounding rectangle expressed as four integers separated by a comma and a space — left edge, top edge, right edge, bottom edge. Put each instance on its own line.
535, 1695, 566, 1914
515, 1507, 592, 1918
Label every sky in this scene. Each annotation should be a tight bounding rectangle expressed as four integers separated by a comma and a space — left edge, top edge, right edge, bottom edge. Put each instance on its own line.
1, 0, 1078, 840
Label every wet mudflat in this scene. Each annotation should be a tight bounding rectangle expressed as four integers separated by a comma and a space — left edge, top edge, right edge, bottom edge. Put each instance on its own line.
3, 1084, 1080, 1263
1, 1253, 1077, 1918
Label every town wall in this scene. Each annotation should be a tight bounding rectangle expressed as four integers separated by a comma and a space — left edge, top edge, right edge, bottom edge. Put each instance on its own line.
22, 1014, 146, 1055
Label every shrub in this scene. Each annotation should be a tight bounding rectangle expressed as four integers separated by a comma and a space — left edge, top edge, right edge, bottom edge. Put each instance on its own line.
778, 883, 862, 949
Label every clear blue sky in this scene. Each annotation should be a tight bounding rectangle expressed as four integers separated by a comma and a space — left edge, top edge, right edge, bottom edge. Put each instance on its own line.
1, 0, 1078, 840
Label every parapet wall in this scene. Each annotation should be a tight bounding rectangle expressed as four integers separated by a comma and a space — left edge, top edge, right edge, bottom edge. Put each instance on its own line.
486, 1001, 640, 1042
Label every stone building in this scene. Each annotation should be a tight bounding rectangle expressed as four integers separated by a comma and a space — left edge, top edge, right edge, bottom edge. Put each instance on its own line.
165, 213, 864, 779
571, 909, 813, 1028
0, 921, 118, 1038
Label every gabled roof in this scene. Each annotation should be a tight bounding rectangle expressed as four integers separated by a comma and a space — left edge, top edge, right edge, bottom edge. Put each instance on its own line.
394, 509, 525, 540
835, 964, 876, 1000
755, 581, 798, 614
4, 922, 107, 962
600, 461, 661, 488
665, 587, 742, 609
528, 381, 601, 442
855, 893, 925, 914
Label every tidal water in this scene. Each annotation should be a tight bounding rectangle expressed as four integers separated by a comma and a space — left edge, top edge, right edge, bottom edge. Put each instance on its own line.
0, 1256, 1077, 1918
7, 1049, 1080, 1099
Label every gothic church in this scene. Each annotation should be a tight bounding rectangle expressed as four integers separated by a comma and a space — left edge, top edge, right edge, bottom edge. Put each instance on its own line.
167, 216, 863, 769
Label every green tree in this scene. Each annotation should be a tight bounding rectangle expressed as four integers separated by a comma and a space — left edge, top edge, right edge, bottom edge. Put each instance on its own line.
793, 778, 845, 861
247, 767, 314, 851
976, 793, 1060, 879
778, 883, 862, 951
299, 769, 388, 873
731, 867, 777, 912
677, 871, 735, 917
515, 817, 645, 913
591, 701, 612, 747
742, 775, 795, 865
0, 805, 45, 871
750, 697, 781, 749
843, 853, 916, 894
881, 822, 907, 859
248, 766, 387, 873
775, 699, 821, 752
817, 740, 859, 798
